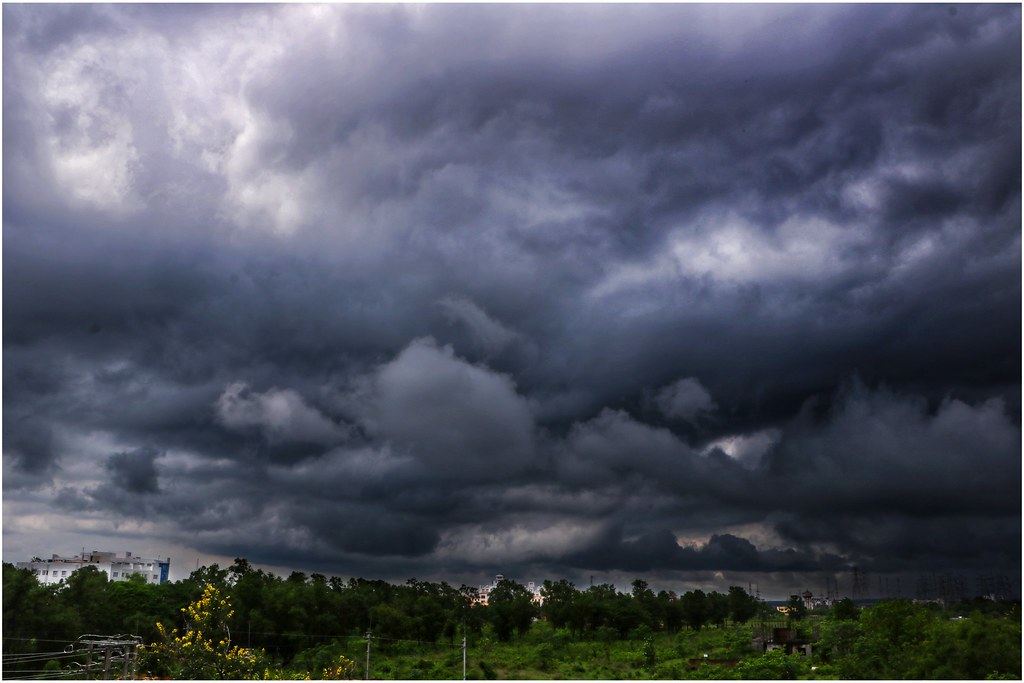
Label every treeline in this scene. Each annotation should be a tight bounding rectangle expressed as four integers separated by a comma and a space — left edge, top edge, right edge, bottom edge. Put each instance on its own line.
3, 559, 764, 670
4, 560, 1021, 679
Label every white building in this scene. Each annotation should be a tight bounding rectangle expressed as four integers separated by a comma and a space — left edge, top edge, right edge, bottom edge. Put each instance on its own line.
471, 574, 544, 606
16, 551, 170, 586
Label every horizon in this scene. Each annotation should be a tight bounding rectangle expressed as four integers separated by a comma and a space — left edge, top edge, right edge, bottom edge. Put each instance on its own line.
9, 547, 1020, 605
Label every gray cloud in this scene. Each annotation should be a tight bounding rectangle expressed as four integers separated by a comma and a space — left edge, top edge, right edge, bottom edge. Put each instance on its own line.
437, 296, 523, 358
366, 338, 536, 481
655, 377, 716, 423
105, 446, 161, 494
3, 4, 1019, 596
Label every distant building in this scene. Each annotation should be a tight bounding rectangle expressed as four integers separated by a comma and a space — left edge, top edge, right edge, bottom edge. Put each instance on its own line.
777, 590, 833, 613
752, 625, 818, 657
470, 574, 544, 606
16, 551, 170, 586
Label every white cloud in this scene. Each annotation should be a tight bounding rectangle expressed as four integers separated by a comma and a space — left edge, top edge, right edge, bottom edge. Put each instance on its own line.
435, 518, 605, 564
703, 428, 781, 468
215, 382, 347, 445
593, 212, 870, 295
437, 296, 522, 356
39, 39, 149, 213
655, 377, 716, 422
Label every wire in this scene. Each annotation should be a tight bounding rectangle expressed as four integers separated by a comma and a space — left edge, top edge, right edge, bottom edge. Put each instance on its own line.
19, 673, 78, 681
2, 651, 74, 659
2, 652, 81, 664
371, 635, 458, 647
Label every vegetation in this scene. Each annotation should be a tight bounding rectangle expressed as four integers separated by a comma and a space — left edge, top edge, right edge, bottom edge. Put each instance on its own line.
3, 560, 1020, 679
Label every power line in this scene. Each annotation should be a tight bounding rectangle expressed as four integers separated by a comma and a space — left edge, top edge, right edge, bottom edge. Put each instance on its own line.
2, 651, 78, 661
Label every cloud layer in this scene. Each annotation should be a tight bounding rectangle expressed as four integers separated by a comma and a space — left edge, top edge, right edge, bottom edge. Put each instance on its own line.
3, 4, 1020, 596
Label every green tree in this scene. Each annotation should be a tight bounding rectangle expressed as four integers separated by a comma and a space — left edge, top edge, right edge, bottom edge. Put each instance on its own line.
680, 589, 708, 631
706, 591, 730, 627
189, 563, 230, 590
832, 596, 859, 620
540, 579, 580, 632
659, 590, 683, 633
784, 595, 806, 621
734, 649, 810, 680
487, 579, 535, 642
2, 563, 78, 677
141, 584, 270, 679
56, 564, 112, 634
607, 593, 645, 638
836, 600, 933, 678
727, 586, 759, 623
108, 573, 167, 642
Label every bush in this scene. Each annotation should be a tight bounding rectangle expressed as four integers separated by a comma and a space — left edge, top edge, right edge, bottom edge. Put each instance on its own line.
140, 585, 272, 680
734, 650, 810, 680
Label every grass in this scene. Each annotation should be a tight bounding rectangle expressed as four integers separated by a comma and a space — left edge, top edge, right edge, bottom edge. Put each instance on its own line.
321, 621, 758, 680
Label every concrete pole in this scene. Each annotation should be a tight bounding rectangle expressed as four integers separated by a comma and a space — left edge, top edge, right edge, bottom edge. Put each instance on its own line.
101, 646, 112, 680
130, 643, 139, 680
365, 631, 372, 680
462, 635, 467, 680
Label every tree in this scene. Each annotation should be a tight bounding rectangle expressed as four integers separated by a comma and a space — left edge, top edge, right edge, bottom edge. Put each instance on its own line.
630, 579, 654, 601
784, 594, 806, 621
540, 579, 579, 632
227, 558, 254, 584
727, 585, 759, 623
679, 589, 708, 631
2, 563, 78, 675
486, 579, 535, 641
658, 590, 683, 633
735, 649, 810, 680
141, 584, 270, 679
107, 573, 166, 642
56, 565, 112, 634
706, 591, 730, 627
189, 564, 230, 590
832, 596, 859, 620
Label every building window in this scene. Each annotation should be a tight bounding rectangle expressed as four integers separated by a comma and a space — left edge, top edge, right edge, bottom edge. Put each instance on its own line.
112, 572, 118, 577
61, 571, 67, 576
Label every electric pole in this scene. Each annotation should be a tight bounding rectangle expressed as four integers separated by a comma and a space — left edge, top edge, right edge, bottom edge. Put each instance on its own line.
365, 631, 372, 680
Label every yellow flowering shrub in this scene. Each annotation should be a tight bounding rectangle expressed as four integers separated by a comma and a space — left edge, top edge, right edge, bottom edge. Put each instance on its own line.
142, 585, 270, 679
320, 654, 357, 680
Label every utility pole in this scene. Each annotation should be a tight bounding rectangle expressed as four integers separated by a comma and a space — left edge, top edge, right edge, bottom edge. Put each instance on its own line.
76, 636, 142, 680
130, 641, 139, 680
462, 633, 467, 680
365, 631, 372, 680
102, 645, 112, 680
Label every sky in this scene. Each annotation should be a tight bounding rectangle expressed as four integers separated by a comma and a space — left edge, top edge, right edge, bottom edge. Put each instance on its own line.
3, 3, 1021, 600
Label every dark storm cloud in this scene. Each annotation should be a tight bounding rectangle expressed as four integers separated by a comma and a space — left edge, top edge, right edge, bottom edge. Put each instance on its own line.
105, 446, 161, 494
760, 383, 1021, 517
2, 415, 57, 477
3, 4, 1019, 594
566, 530, 847, 575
